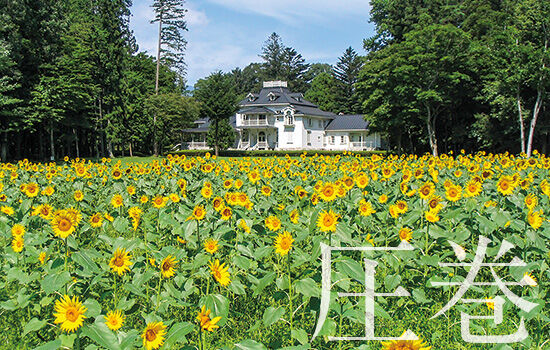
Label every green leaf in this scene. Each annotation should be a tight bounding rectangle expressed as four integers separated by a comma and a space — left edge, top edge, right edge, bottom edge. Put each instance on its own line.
202, 294, 229, 326
84, 299, 102, 318
412, 288, 432, 304
253, 271, 276, 297
23, 318, 47, 336
262, 306, 285, 327
32, 339, 62, 350
81, 322, 119, 350
112, 217, 129, 233
164, 322, 194, 347
384, 274, 402, 291
291, 328, 309, 345
234, 339, 267, 350
336, 258, 364, 284
294, 278, 320, 298
41, 271, 72, 295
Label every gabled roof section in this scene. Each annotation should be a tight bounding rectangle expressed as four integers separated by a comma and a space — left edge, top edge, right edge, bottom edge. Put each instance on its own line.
325, 115, 369, 131
238, 106, 275, 114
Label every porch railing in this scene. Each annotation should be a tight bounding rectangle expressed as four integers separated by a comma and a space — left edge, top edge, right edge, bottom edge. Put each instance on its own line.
184, 141, 209, 149
241, 119, 272, 126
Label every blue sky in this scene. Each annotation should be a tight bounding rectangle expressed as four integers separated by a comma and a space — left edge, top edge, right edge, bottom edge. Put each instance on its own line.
130, 0, 375, 87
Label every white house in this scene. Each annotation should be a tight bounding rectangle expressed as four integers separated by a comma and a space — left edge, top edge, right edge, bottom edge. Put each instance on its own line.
182, 81, 383, 151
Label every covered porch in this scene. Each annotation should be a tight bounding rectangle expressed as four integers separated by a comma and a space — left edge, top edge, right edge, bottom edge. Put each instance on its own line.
237, 128, 278, 150
181, 130, 210, 150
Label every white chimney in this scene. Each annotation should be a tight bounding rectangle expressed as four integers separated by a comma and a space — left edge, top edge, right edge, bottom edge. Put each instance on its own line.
263, 81, 287, 88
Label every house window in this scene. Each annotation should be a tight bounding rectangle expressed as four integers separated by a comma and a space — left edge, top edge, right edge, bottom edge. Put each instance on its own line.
340, 136, 345, 144
330, 136, 335, 144
287, 132, 293, 144
307, 118, 312, 127
307, 131, 311, 145
285, 110, 294, 125
318, 120, 322, 128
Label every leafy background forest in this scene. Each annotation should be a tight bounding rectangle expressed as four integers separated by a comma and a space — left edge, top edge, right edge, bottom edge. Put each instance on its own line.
0, 0, 548, 161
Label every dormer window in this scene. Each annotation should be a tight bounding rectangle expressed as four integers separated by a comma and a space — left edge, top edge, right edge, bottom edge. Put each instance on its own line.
268, 92, 277, 102
284, 110, 294, 126
246, 93, 256, 102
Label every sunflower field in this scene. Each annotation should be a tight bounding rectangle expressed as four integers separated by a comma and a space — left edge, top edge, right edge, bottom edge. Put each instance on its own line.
0, 152, 549, 350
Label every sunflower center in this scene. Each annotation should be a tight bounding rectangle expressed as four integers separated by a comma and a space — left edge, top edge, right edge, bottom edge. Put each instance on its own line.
162, 261, 172, 271
323, 215, 334, 226
280, 238, 290, 250
145, 329, 157, 341
59, 219, 72, 231
113, 257, 124, 267
65, 307, 78, 322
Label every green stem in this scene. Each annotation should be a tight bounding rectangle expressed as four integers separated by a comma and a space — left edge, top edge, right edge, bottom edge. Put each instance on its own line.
287, 254, 293, 345
113, 273, 117, 306
156, 273, 162, 311
196, 220, 201, 249
64, 238, 69, 294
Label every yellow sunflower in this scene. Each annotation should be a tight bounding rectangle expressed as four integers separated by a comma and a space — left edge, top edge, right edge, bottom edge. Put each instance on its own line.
204, 238, 219, 254
398, 227, 413, 242
51, 210, 76, 239
418, 182, 435, 200
24, 182, 40, 197
111, 194, 124, 208
197, 305, 222, 332
12, 236, 24, 253
359, 201, 375, 217
445, 185, 462, 202
191, 205, 206, 220
317, 210, 339, 233
11, 224, 25, 237
524, 194, 537, 211
89, 213, 103, 228
425, 210, 440, 223
265, 215, 282, 231
142, 322, 166, 350
381, 333, 431, 350
53, 295, 87, 333
220, 206, 232, 220
1, 205, 14, 216
104, 310, 125, 331
496, 175, 515, 195
38, 252, 47, 265
209, 259, 231, 286
109, 248, 132, 276
527, 210, 543, 230
160, 255, 178, 278
74, 190, 84, 202
152, 195, 167, 209
274, 231, 294, 256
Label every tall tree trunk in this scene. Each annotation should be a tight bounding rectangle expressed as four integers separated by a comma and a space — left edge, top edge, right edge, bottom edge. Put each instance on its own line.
15, 133, 22, 160
517, 92, 526, 154
214, 119, 219, 156
526, 89, 543, 157
99, 96, 105, 157
526, 38, 547, 157
425, 105, 439, 157
50, 121, 55, 161
38, 127, 44, 161
0, 132, 7, 162
129, 142, 133, 157
153, 13, 163, 157
73, 128, 80, 158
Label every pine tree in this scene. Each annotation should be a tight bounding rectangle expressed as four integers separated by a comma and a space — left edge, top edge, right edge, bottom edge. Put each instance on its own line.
151, 0, 188, 155
260, 33, 285, 80
333, 47, 363, 113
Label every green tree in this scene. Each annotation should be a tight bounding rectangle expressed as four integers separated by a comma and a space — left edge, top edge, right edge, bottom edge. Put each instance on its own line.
194, 72, 238, 156
145, 93, 199, 155
207, 119, 235, 151
151, 0, 188, 155
305, 72, 340, 114
333, 47, 363, 113
260, 32, 285, 81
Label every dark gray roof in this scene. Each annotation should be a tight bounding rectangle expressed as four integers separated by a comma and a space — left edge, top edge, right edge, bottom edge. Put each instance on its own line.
239, 86, 317, 108
238, 106, 275, 114
294, 105, 336, 118
325, 115, 369, 131
182, 116, 236, 133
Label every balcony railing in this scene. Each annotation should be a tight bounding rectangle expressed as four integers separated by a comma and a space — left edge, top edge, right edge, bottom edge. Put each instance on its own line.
241, 118, 272, 126
351, 141, 375, 150
184, 141, 209, 150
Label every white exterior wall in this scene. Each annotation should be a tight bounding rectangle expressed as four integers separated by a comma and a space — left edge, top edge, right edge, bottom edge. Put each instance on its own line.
324, 131, 382, 151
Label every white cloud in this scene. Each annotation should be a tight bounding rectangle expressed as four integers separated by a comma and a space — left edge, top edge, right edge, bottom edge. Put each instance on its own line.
203, 0, 370, 24
187, 7, 209, 28
186, 41, 257, 85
